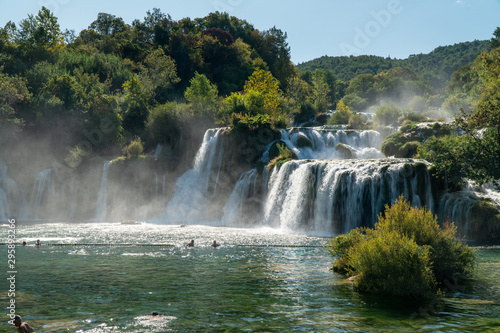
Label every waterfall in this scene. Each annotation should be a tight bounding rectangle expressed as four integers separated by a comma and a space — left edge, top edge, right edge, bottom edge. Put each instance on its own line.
68, 175, 77, 221
262, 159, 434, 235
222, 169, 259, 226
0, 159, 21, 220
158, 128, 226, 223
438, 191, 477, 233
29, 168, 52, 220
155, 172, 159, 198
282, 127, 384, 160
94, 161, 111, 221
0, 189, 8, 219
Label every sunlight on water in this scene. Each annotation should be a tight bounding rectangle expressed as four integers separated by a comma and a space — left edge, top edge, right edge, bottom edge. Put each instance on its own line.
1, 223, 499, 332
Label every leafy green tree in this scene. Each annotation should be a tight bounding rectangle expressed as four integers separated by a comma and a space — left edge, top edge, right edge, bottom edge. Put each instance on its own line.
373, 104, 402, 126
89, 13, 127, 36
490, 27, 500, 49
0, 72, 30, 132
122, 76, 149, 134
244, 68, 282, 118
184, 72, 219, 118
312, 71, 330, 114
146, 102, 182, 147
15, 6, 64, 61
44, 74, 84, 110
83, 94, 124, 149
140, 48, 180, 103
328, 100, 352, 125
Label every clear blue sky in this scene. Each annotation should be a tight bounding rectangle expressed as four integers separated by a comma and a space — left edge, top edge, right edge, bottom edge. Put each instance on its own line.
1, 0, 499, 64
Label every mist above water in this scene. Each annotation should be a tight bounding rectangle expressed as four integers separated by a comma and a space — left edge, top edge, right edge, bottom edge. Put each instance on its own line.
1, 125, 499, 239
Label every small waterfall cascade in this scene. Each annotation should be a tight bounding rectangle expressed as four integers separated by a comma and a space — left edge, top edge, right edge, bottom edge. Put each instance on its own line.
159, 128, 226, 223
94, 161, 111, 221
0, 159, 20, 220
68, 174, 78, 221
29, 168, 53, 220
437, 181, 500, 235
262, 159, 434, 235
222, 169, 259, 225
283, 127, 384, 160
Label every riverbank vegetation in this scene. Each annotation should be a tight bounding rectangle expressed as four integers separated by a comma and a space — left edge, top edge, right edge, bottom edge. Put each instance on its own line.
327, 196, 476, 299
0, 7, 499, 188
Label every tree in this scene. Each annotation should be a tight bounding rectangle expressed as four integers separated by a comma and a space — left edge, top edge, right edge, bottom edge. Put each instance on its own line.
146, 102, 182, 147
122, 76, 149, 134
328, 100, 352, 125
15, 7, 64, 60
373, 104, 402, 126
184, 72, 219, 118
312, 71, 330, 114
490, 27, 500, 49
89, 13, 127, 36
140, 48, 180, 103
244, 68, 282, 118
0, 72, 30, 132
420, 48, 500, 186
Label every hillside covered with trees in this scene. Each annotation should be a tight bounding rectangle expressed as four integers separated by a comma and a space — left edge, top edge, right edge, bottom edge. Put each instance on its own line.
0, 7, 499, 191
297, 40, 490, 88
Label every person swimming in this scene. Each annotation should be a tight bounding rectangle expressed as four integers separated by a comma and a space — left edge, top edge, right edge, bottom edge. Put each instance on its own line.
186, 240, 194, 247
211, 240, 220, 248
13, 315, 34, 333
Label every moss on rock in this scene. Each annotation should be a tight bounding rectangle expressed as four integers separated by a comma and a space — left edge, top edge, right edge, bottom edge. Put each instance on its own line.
335, 143, 354, 159
469, 200, 500, 243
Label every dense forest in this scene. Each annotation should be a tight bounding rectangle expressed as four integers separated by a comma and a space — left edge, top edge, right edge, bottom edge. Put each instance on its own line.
297, 40, 490, 88
0, 7, 499, 188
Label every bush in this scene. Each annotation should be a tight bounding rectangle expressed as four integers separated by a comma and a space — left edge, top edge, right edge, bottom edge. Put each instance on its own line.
374, 104, 402, 126
268, 143, 297, 170
348, 113, 367, 129
327, 196, 476, 299
146, 102, 182, 147
327, 228, 367, 275
349, 231, 436, 298
122, 137, 144, 159
399, 141, 421, 158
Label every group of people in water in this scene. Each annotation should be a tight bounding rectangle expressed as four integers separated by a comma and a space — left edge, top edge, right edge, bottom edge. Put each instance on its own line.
21, 240, 41, 246
186, 239, 220, 248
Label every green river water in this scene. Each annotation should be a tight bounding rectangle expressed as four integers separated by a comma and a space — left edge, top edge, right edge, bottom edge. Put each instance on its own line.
1, 223, 499, 332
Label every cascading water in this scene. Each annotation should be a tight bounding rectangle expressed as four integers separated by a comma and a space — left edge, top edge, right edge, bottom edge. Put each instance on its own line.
0, 189, 8, 220
262, 159, 433, 235
94, 161, 111, 221
0, 159, 20, 220
29, 168, 53, 220
158, 128, 226, 223
222, 169, 259, 226
284, 127, 384, 160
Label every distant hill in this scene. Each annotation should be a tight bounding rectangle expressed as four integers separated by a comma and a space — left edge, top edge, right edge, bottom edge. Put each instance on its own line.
297, 40, 490, 88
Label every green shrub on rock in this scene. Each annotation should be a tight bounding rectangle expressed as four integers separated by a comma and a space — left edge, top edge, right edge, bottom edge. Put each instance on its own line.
327, 196, 476, 299
268, 143, 297, 171
348, 231, 436, 298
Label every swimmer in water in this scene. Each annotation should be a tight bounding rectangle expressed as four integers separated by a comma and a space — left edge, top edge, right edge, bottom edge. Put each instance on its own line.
186, 240, 194, 247
211, 240, 220, 248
